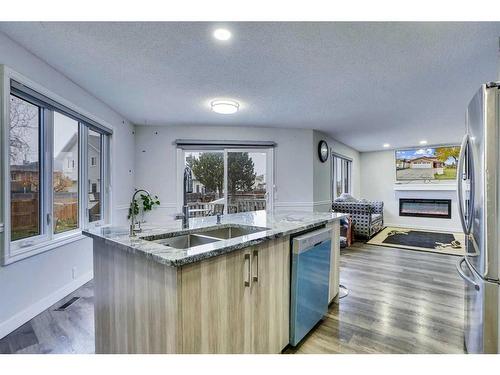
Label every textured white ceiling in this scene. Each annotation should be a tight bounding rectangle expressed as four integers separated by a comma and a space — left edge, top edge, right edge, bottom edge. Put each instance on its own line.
1, 22, 500, 151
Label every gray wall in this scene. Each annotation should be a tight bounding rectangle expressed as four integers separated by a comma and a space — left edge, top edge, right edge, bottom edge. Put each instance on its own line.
0, 32, 135, 338
134, 126, 361, 221
313, 130, 361, 211
134, 125, 316, 222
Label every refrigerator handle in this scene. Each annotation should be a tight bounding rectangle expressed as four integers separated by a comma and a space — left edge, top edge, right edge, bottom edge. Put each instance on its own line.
457, 134, 470, 234
456, 257, 480, 291
466, 136, 475, 234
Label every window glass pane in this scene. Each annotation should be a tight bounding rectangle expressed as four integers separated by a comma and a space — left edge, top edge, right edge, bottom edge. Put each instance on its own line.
227, 151, 267, 213
333, 156, 352, 199
184, 151, 224, 217
9, 95, 41, 241
335, 157, 342, 198
346, 160, 351, 194
343, 159, 348, 194
53, 112, 79, 234
88, 130, 102, 222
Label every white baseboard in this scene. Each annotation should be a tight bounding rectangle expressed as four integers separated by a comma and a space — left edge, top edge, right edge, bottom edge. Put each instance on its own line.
384, 222, 462, 233
0, 270, 93, 340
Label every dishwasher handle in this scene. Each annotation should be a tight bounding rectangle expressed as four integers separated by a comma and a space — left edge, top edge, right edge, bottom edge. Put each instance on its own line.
293, 227, 332, 254
313, 240, 327, 248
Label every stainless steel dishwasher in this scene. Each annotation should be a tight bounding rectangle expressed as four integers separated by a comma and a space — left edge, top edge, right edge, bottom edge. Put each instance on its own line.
290, 227, 332, 346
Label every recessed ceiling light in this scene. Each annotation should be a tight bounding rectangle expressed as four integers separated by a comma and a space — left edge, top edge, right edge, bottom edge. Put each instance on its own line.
211, 99, 239, 114
419, 140, 428, 145
213, 28, 232, 41
383, 143, 390, 148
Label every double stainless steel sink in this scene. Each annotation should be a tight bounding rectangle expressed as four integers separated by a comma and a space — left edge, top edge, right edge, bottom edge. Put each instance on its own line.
146, 225, 268, 250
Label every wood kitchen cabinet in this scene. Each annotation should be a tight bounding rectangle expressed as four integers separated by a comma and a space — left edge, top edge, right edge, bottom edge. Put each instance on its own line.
180, 246, 252, 353
250, 237, 290, 353
180, 236, 290, 354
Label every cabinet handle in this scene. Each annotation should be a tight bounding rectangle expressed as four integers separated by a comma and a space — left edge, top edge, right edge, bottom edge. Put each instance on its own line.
244, 253, 251, 287
252, 250, 259, 283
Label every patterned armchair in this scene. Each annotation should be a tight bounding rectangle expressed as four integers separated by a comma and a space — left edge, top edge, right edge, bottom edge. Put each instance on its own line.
332, 200, 384, 239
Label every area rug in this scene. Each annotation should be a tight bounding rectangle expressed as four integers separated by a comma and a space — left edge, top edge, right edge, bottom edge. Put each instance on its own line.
367, 226, 465, 256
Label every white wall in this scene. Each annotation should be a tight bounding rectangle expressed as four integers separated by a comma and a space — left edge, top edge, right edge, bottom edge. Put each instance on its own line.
134, 126, 361, 220
312, 130, 361, 211
134, 125, 319, 221
0, 32, 135, 338
360, 150, 461, 232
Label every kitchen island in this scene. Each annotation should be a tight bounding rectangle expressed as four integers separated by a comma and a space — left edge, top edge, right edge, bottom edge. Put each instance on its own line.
83, 210, 346, 354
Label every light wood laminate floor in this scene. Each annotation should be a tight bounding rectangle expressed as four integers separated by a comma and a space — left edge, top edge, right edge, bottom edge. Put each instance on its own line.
286, 243, 465, 354
0, 242, 465, 354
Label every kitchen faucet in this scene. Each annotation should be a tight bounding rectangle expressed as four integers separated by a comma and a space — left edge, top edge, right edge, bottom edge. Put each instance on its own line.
181, 166, 193, 229
129, 189, 151, 237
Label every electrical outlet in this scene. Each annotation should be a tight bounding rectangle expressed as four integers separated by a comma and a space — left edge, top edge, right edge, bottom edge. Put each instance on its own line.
72, 267, 77, 280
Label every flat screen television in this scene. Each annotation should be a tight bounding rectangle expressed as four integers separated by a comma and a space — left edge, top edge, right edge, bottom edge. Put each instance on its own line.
395, 145, 460, 181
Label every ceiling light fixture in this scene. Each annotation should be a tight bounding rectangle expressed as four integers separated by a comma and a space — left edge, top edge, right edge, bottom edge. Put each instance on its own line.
419, 140, 428, 145
211, 99, 239, 114
383, 143, 390, 148
213, 28, 232, 41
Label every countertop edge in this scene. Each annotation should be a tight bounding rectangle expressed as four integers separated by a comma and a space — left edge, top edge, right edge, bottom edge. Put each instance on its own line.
84, 214, 346, 268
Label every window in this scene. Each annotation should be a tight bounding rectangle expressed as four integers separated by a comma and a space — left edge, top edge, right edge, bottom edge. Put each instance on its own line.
53, 112, 79, 234
227, 150, 268, 214
4, 76, 111, 262
9, 95, 41, 242
87, 130, 102, 223
179, 148, 273, 216
183, 150, 225, 216
332, 154, 352, 200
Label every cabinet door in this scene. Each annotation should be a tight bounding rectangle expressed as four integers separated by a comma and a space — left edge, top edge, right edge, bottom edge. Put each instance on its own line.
251, 237, 290, 353
328, 221, 340, 303
180, 248, 252, 353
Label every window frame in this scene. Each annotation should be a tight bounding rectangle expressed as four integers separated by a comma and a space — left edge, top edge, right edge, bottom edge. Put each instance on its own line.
331, 152, 353, 201
176, 146, 275, 215
1, 66, 111, 265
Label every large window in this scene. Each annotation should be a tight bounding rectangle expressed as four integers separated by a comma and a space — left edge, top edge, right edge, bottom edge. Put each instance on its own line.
5, 78, 110, 261
180, 148, 273, 216
332, 154, 352, 200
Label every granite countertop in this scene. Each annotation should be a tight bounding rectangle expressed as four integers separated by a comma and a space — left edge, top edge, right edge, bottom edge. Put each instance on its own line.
83, 210, 347, 267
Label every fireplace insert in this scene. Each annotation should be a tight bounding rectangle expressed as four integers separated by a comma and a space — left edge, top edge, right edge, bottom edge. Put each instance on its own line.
399, 198, 451, 219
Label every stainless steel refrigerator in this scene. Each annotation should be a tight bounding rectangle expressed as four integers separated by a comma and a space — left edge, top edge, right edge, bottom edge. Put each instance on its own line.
456, 82, 500, 354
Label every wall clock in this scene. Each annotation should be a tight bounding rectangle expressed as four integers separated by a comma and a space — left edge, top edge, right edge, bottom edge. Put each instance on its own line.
318, 140, 329, 163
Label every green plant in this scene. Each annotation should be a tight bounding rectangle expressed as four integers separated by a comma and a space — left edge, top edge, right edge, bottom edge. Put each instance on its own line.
127, 194, 160, 220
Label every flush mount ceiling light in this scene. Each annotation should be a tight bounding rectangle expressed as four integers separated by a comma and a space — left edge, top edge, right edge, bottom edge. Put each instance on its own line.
213, 28, 232, 41
383, 143, 390, 148
419, 140, 428, 145
210, 99, 239, 114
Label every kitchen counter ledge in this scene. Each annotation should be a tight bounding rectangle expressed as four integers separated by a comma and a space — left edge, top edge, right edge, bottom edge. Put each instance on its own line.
83, 210, 347, 267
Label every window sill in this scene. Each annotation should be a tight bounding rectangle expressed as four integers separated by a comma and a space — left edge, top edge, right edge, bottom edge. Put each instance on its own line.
3, 231, 88, 266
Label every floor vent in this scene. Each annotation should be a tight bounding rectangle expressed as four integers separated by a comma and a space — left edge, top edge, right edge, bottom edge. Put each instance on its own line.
55, 297, 80, 311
